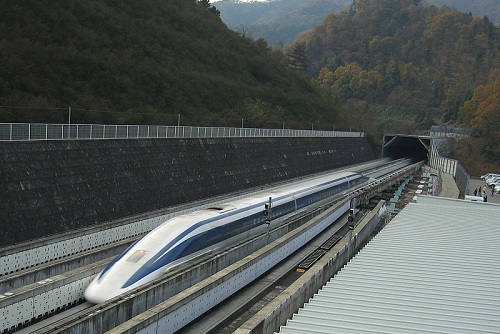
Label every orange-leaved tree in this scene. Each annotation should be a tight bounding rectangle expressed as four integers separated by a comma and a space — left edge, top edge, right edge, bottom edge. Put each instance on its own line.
460, 77, 500, 164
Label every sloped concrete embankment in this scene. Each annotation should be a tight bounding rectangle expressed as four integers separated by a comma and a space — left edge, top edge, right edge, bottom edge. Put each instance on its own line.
0, 137, 375, 246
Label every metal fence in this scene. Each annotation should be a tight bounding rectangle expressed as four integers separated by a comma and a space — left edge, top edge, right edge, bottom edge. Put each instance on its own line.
430, 125, 471, 139
428, 139, 469, 196
0, 123, 365, 141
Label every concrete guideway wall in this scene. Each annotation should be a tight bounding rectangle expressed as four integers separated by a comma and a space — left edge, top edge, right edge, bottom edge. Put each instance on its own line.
0, 239, 131, 293
0, 189, 385, 333
0, 137, 375, 247
0, 259, 106, 332
234, 200, 387, 334
428, 139, 468, 196
0, 212, 168, 277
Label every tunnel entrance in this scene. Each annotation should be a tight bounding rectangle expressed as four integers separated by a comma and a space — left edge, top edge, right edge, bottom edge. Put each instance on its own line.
382, 134, 430, 163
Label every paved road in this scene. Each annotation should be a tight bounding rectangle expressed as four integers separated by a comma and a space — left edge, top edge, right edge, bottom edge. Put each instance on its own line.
437, 172, 460, 199
467, 178, 500, 204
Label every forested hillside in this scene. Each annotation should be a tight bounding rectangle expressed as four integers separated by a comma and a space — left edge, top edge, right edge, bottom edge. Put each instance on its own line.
0, 0, 337, 129
431, 0, 500, 26
214, 0, 499, 50
215, 0, 352, 47
294, 0, 499, 171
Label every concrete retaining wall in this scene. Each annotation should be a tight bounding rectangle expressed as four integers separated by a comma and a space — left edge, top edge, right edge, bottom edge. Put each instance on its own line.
0, 137, 375, 247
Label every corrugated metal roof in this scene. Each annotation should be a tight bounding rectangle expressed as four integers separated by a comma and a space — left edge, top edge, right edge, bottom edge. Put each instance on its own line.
278, 196, 500, 334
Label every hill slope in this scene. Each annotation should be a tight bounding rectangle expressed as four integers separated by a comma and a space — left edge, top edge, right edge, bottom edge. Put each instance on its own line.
0, 0, 335, 129
215, 0, 352, 47
430, 0, 500, 26
214, 0, 499, 49
290, 0, 500, 170
297, 0, 499, 131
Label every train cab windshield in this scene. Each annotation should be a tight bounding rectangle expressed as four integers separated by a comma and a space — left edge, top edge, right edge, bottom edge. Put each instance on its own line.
127, 250, 148, 263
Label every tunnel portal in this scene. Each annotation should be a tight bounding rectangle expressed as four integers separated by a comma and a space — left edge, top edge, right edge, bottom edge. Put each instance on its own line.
382, 134, 431, 163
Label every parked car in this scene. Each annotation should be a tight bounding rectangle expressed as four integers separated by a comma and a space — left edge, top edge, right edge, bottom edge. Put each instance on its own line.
490, 181, 500, 190
486, 177, 500, 186
484, 174, 500, 182
481, 173, 494, 180
494, 184, 500, 194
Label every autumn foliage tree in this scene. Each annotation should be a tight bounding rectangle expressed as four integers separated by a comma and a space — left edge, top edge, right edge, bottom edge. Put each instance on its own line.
458, 78, 500, 164
298, 0, 500, 133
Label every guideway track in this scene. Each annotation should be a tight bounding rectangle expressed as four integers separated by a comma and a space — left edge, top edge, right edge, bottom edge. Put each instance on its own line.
106, 197, 387, 334
0, 238, 133, 293
0, 158, 412, 332
179, 209, 358, 333
34, 199, 352, 334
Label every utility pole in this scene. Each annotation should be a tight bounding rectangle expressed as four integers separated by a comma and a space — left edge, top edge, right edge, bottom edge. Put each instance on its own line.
263, 197, 272, 245
347, 210, 355, 258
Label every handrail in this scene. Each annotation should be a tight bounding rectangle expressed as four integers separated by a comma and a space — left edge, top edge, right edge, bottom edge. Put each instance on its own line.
0, 123, 365, 141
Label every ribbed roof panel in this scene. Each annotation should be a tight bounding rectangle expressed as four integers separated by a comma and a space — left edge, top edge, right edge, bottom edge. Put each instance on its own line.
278, 197, 500, 334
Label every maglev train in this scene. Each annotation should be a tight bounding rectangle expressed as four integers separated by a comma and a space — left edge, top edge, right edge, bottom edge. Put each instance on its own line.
84, 171, 369, 303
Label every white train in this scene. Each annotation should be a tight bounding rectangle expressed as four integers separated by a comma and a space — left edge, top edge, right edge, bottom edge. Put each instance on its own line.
84, 171, 369, 303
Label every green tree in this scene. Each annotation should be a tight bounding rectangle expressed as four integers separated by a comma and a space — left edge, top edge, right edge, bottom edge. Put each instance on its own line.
0, 0, 335, 128
286, 42, 308, 71
198, 0, 220, 18
239, 98, 285, 128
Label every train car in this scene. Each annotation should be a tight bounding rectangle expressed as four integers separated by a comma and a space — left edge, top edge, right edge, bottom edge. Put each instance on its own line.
84, 171, 369, 303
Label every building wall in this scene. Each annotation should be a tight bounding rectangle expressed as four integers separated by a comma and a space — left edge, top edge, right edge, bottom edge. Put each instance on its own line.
0, 137, 375, 247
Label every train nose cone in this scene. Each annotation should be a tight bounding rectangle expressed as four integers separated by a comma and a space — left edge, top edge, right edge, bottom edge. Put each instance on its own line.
84, 279, 122, 304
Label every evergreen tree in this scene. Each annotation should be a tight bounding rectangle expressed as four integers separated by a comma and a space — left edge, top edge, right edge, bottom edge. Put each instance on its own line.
287, 42, 308, 71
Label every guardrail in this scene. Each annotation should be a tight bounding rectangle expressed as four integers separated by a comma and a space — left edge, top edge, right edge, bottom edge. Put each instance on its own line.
0, 123, 364, 141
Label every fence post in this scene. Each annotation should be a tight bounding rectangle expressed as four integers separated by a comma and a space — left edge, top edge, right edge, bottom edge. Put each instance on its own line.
67, 107, 71, 139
